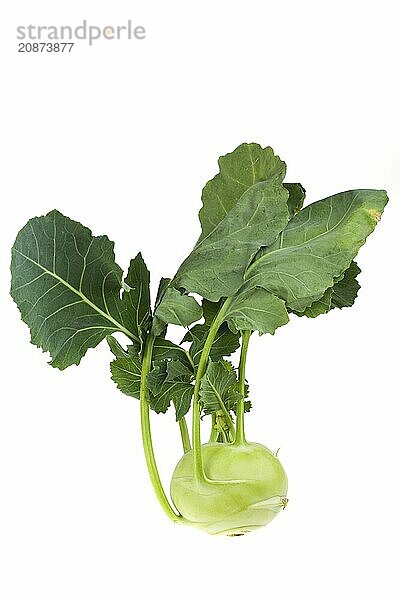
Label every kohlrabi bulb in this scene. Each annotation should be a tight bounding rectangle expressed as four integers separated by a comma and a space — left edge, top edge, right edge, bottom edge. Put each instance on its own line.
170, 442, 288, 536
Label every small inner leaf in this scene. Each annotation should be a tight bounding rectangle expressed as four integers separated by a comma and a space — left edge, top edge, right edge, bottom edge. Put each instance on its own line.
154, 287, 202, 332
110, 355, 142, 399
182, 323, 240, 368
200, 361, 242, 416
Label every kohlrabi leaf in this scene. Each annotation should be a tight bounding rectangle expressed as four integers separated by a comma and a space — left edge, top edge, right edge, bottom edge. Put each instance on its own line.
149, 392, 173, 415
292, 288, 333, 318
152, 337, 193, 370
225, 285, 289, 334
155, 277, 171, 308
283, 183, 306, 217
202, 299, 224, 325
110, 355, 142, 399
147, 363, 194, 419
182, 323, 240, 367
10, 210, 138, 370
173, 389, 195, 421
235, 400, 252, 414
121, 253, 151, 342
111, 351, 193, 419
166, 360, 193, 382
199, 143, 287, 238
331, 261, 361, 309
154, 287, 202, 332
200, 361, 242, 416
245, 190, 388, 313
174, 180, 290, 301
147, 364, 172, 414
151, 277, 172, 337
146, 361, 167, 389
107, 336, 141, 359
127, 342, 141, 356
107, 335, 129, 358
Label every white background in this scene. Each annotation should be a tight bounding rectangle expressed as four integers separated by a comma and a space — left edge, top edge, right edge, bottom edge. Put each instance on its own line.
1, 1, 399, 598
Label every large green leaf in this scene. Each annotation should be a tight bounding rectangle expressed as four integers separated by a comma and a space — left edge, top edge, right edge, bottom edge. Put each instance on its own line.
245, 190, 388, 312
200, 361, 242, 416
122, 253, 151, 342
154, 287, 202, 333
10, 210, 138, 369
174, 180, 290, 301
225, 285, 289, 334
199, 143, 286, 238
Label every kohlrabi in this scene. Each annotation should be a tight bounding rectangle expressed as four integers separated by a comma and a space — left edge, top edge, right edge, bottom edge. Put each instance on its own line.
10, 143, 388, 536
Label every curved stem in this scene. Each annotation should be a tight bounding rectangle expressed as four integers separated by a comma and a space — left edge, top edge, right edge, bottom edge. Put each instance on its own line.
235, 330, 251, 445
192, 297, 232, 482
178, 416, 191, 453
209, 413, 218, 443
140, 334, 182, 523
